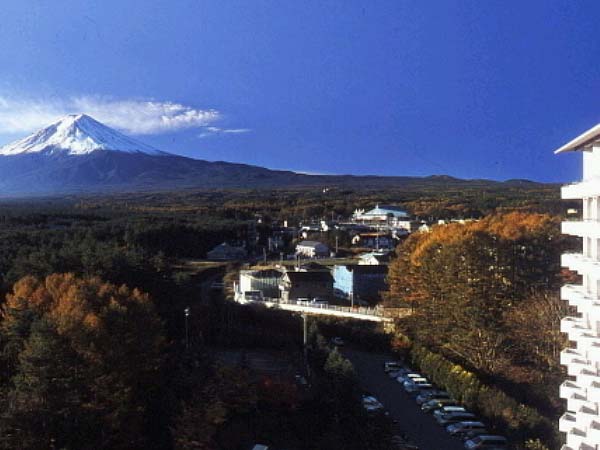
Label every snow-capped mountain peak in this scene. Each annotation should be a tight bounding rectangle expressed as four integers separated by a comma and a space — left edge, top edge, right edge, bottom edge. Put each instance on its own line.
0, 114, 168, 156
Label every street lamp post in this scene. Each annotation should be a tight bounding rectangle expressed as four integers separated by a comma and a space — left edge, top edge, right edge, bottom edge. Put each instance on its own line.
184, 307, 190, 350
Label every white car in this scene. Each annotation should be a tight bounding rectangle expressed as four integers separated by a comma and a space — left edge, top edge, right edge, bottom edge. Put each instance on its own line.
397, 373, 422, 383
404, 380, 432, 393
402, 376, 427, 388
362, 395, 384, 412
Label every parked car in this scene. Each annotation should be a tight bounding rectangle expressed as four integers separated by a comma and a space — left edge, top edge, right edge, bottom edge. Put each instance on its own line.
421, 398, 458, 413
403, 377, 428, 388
384, 361, 404, 373
311, 299, 328, 306
294, 374, 308, 386
405, 381, 433, 393
397, 373, 423, 384
436, 411, 477, 426
446, 421, 486, 437
362, 395, 384, 413
464, 435, 508, 449
416, 390, 451, 405
433, 406, 467, 418
462, 429, 491, 441
331, 337, 345, 346
411, 384, 437, 396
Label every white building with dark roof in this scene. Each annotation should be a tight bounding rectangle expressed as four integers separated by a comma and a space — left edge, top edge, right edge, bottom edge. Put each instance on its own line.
295, 240, 329, 258
352, 204, 417, 232
556, 123, 600, 450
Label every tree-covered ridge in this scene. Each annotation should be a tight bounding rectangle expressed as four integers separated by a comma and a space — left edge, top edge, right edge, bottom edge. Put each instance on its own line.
66, 182, 565, 222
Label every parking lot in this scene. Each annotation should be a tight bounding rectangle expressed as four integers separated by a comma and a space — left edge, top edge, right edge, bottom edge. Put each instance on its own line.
343, 348, 467, 450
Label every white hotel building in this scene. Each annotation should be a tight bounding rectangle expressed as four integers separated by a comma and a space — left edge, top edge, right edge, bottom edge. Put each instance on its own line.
557, 124, 600, 450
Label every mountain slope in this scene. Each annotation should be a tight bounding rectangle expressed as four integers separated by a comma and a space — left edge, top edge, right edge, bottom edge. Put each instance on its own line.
0, 114, 546, 196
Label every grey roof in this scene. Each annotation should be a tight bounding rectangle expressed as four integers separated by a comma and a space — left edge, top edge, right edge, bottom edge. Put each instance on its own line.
249, 269, 284, 279
365, 205, 409, 218
285, 271, 333, 283
342, 265, 387, 274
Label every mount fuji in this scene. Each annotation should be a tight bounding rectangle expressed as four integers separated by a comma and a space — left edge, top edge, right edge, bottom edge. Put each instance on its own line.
0, 114, 168, 157
0, 114, 537, 196
0, 114, 311, 195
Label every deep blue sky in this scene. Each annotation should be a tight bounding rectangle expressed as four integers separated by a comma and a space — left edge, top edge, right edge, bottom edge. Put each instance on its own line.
0, 1, 599, 182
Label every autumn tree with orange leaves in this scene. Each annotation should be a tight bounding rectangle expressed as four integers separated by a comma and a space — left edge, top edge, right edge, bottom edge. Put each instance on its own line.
386, 212, 568, 375
0, 273, 165, 450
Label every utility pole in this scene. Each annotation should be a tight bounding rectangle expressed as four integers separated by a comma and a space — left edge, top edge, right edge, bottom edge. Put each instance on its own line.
184, 307, 190, 350
335, 235, 339, 254
302, 313, 310, 379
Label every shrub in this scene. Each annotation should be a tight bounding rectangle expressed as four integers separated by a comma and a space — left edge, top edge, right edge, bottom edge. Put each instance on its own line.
409, 343, 559, 449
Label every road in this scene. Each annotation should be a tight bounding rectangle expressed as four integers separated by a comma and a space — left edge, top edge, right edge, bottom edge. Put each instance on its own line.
342, 348, 466, 450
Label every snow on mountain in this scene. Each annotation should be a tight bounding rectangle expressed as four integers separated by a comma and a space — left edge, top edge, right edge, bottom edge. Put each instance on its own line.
0, 114, 168, 156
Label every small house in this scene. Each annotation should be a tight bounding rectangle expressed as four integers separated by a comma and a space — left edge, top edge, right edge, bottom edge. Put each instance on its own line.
358, 252, 391, 265
351, 233, 395, 250
238, 268, 284, 300
279, 270, 333, 302
295, 240, 330, 258
207, 242, 247, 261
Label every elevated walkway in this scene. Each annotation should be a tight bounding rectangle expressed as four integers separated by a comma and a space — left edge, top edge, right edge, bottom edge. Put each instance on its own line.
234, 296, 411, 323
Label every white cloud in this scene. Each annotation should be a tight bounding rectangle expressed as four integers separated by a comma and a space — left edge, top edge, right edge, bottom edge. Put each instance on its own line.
0, 95, 223, 135
198, 126, 252, 138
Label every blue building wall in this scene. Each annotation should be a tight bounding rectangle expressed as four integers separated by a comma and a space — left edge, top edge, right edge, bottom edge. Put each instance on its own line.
333, 265, 354, 297
333, 265, 387, 301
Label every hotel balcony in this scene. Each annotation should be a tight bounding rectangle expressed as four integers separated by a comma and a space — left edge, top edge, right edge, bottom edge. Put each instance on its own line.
562, 285, 600, 318
576, 404, 599, 430
568, 357, 593, 377
562, 348, 588, 366
565, 427, 589, 450
576, 333, 600, 354
560, 411, 579, 433
578, 368, 600, 389
562, 220, 600, 238
562, 180, 600, 199
566, 391, 591, 413
588, 381, 600, 403
588, 420, 600, 443
561, 380, 587, 400
561, 316, 592, 341
562, 253, 600, 278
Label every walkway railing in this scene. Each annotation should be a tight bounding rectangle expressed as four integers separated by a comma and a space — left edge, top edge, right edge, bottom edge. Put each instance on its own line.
234, 293, 410, 322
